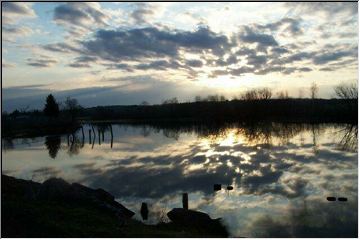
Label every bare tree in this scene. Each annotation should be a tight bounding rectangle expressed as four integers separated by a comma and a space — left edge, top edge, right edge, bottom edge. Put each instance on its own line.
241, 90, 258, 100
257, 88, 272, 100
241, 88, 272, 100
162, 97, 178, 105
194, 96, 202, 102
277, 90, 289, 99
310, 82, 318, 99
64, 97, 82, 122
334, 83, 358, 99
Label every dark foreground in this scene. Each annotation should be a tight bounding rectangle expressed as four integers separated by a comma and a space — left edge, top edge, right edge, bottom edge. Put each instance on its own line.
1, 175, 228, 238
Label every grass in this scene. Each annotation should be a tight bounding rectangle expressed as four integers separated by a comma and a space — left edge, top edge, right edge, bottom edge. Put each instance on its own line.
2, 175, 228, 237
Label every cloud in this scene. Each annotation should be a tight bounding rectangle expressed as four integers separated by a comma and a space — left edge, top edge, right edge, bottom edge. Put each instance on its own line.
42, 42, 84, 54
2, 2, 36, 24
260, 17, 303, 36
3, 26, 34, 41
27, 56, 58, 68
239, 26, 278, 47
53, 2, 109, 34
313, 49, 356, 65
186, 59, 203, 68
135, 60, 183, 71
68, 56, 98, 68
130, 3, 156, 25
2, 59, 16, 68
285, 2, 358, 17
83, 26, 230, 63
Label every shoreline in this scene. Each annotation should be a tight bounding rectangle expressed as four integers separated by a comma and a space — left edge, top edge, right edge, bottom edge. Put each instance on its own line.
1, 174, 229, 238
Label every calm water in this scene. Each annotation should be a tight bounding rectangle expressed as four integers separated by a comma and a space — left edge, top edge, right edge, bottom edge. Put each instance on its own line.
2, 122, 358, 237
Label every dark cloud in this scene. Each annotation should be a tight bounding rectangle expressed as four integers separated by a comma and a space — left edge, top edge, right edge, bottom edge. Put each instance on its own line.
82, 26, 230, 62
259, 17, 303, 36
271, 47, 290, 55
135, 60, 183, 70
3, 26, 33, 36
68, 63, 91, 68
247, 54, 267, 66
285, 2, 358, 17
313, 49, 356, 65
68, 55, 98, 68
239, 26, 278, 47
26, 57, 58, 68
185, 59, 203, 68
42, 42, 85, 55
130, 3, 156, 25
2, 2, 35, 16
53, 3, 108, 29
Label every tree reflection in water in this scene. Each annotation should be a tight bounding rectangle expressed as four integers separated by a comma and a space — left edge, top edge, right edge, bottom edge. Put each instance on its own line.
337, 124, 358, 152
4, 121, 357, 237
44, 135, 61, 159
39, 122, 357, 159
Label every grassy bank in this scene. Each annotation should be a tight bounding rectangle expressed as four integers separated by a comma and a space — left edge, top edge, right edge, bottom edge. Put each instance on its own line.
1, 175, 228, 237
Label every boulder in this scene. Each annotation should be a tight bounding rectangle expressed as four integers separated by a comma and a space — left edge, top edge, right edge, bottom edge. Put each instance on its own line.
38, 178, 73, 200
37, 177, 134, 219
167, 208, 229, 237
167, 208, 215, 226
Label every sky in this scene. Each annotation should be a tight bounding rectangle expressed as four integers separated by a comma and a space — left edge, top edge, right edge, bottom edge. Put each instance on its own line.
2, 2, 358, 112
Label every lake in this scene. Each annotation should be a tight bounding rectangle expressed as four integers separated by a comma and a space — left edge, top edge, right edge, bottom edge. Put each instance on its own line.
2, 122, 358, 237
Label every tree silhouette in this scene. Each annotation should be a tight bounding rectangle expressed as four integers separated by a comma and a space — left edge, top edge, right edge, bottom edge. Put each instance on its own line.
334, 83, 358, 99
64, 97, 82, 122
45, 135, 61, 159
43, 94, 59, 118
310, 82, 318, 99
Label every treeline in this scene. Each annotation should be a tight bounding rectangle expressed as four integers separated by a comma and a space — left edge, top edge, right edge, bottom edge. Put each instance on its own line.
2, 95, 83, 138
84, 98, 357, 123
2, 83, 358, 138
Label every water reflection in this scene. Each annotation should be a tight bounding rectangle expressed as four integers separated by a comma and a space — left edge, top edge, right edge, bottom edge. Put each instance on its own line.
44, 136, 61, 158
249, 198, 357, 237
2, 122, 358, 237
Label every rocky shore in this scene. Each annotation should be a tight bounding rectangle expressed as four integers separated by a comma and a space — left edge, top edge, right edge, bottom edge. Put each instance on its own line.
2, 175, 228, 237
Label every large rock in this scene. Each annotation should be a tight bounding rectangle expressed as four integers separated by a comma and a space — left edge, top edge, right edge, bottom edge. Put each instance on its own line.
167, 208, 229, 237
167, 208, 217, 226
38, 178, 73, 200
37, 177, 134, 219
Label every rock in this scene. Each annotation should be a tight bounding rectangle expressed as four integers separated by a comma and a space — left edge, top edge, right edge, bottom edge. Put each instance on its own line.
140, 202, 149, 220
214, 184, 221, 191
37, 177, 134, 219
338, 197, 348, 202
38, 178, 73, 200
167, 208, 214, 226
95, 188, 115, 202
2, 175, 41, 200
327, 197, 336, 201
167, 208, 229, 237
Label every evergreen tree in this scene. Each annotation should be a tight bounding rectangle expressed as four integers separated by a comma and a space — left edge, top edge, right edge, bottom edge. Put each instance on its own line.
43, 94, 59, 117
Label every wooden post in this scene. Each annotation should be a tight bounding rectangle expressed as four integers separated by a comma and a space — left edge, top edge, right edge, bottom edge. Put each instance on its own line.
98, 129, 101, 145
81, 126, 85, 139
92, 135, 95, 149
140, 202, 149, 220
110, 125, 113, 148
89, 129, 92, 145
102, 130, 105, 141
182, 193, 188, 210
